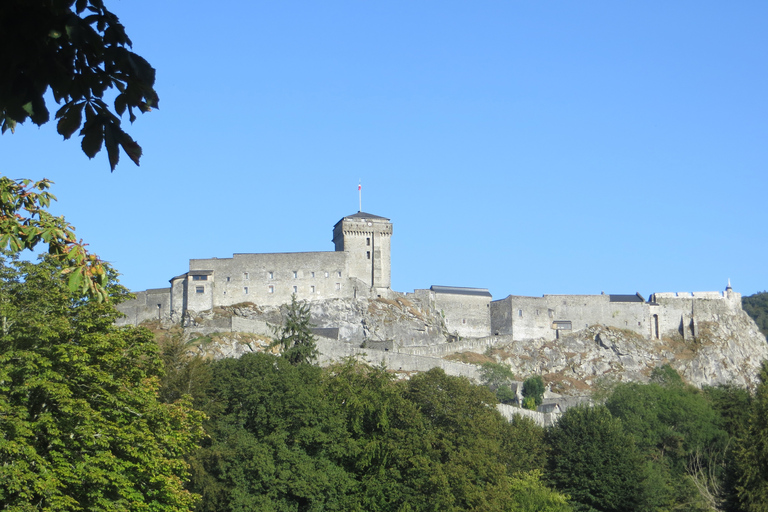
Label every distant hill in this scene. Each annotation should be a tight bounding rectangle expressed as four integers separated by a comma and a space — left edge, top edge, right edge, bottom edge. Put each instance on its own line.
743, 291, 768, 338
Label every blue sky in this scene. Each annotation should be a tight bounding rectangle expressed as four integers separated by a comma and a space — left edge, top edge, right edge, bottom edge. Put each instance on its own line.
2, 1, 766, 299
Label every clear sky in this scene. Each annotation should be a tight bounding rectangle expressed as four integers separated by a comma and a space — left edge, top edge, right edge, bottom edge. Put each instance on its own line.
2, 1, 766, 299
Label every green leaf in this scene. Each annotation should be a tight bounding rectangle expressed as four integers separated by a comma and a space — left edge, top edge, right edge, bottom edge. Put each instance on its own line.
80, 121, 104, 158
67, 268, 84, 292
104, 122, 119, 171
56, 103, 84, 140
119, 132, 142, 166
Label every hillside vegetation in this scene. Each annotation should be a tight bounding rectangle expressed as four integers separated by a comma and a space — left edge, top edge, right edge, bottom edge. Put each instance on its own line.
743, 291, 768, 338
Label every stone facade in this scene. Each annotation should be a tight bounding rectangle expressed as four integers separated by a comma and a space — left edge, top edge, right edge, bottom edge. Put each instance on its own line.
407, 286, 492, 339
118, 212, 394, 325
119, 211, 758, 354
490, 286, 743, 342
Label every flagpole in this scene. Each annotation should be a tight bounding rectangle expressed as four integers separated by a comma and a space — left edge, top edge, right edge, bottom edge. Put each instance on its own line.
358, 181, 362, 212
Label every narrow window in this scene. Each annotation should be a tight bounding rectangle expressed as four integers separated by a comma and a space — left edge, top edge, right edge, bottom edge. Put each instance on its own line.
366, 237, 370, 246
293, 286, 298, 294
192, 275, 208, 281
244, 272, 249, 280
293, 271, 298, 279
310, 285, 315, 293
268, 285, 274, 294
311, 272, 315, 278
518, 309, 523, 317
196, 286, 204, 294
366, 251, 371, 259
243, 287, 248, 294
335, 283, 341, 290
268, 271, 273, 279
226, 276, 230, 282
337, 271, 342, 278
325, 272, 329, 278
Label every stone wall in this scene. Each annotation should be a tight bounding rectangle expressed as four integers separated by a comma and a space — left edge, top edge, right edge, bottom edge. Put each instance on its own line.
332, 213, 392, 293
315, 338, 481, 380
188, 251, 352, 311
430, 286, 492, 338
118, 288, 171, 326
492, 294, 655, 341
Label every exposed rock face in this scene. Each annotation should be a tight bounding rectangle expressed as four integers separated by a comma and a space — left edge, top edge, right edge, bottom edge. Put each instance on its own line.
165, 294, 767, 394
308, 297, 448, 346
484, 308, 768, 393
180, 296, 450, 352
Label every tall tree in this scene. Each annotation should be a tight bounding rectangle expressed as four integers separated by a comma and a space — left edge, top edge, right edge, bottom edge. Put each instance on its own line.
1, 0, 157, 170
547, 405, 645, 512
0, 255, 204, 510
734, 360, 768, 512
271, 294, 319, 365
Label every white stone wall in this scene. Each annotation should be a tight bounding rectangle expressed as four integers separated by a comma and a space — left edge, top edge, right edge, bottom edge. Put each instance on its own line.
333, 215, 392, 292
433, 291, 491, 338
117, 288, 171, 326
492, 294, 651, 340
188, 251, 351, 311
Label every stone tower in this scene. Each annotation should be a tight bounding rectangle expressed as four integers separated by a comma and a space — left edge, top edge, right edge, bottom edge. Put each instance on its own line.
333, 212, 392, 294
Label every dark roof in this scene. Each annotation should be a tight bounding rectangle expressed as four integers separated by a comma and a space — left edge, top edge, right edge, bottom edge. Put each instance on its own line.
341, 211, 390, 221
430, 285, 492, 298
609, 293, 645, 303
189, 270, 214, 276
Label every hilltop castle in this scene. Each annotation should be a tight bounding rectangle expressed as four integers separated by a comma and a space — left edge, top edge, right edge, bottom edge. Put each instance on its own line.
118, 212, 745, 344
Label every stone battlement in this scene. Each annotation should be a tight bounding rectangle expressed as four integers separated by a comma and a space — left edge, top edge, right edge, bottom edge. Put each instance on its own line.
117, 212, 749, 347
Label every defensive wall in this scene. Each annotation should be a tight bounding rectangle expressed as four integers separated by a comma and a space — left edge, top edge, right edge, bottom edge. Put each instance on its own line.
117, 211, 394, 326
490, 287, 742, 342
407, 286, 492, 339
118, 210, 750, 350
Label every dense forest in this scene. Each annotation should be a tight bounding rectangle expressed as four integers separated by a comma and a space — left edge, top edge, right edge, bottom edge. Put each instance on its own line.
743, 292, 768, 338
3, 253, 768, 511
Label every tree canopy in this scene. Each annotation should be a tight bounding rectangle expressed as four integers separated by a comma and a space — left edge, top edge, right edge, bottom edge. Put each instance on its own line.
0, 0, 157, 170
0, 255, 204, 510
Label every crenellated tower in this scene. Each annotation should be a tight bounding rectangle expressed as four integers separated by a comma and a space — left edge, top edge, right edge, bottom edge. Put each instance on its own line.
333, 212, 392, 294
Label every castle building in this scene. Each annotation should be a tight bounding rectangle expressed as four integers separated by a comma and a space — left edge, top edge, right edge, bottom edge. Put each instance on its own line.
119, 212, 393, 324
490, 286, 743, 342
119, 211, 747, 347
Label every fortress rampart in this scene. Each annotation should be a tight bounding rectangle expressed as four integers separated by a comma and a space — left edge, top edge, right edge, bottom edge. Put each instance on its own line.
118, 212, 750, 347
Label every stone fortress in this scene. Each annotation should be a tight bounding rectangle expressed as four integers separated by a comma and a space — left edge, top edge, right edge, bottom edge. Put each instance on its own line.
119, 210, 747, 346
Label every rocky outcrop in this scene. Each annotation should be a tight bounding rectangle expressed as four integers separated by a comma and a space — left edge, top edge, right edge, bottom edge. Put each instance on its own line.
480, 310, 768, 393
180, 296, 450, 350
161, 294, 767, 395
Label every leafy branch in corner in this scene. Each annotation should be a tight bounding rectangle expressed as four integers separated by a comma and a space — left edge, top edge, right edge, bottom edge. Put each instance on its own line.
0, 0, 158, 170
0, 177, 108, 301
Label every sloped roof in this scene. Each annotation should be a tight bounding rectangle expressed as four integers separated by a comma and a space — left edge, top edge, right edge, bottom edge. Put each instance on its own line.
341, 211, 390, 221
430, 285, 492, 298
609, 293, 645, 303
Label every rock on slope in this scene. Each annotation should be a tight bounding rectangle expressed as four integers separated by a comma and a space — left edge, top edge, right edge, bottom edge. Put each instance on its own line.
482, 308, 768, 393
